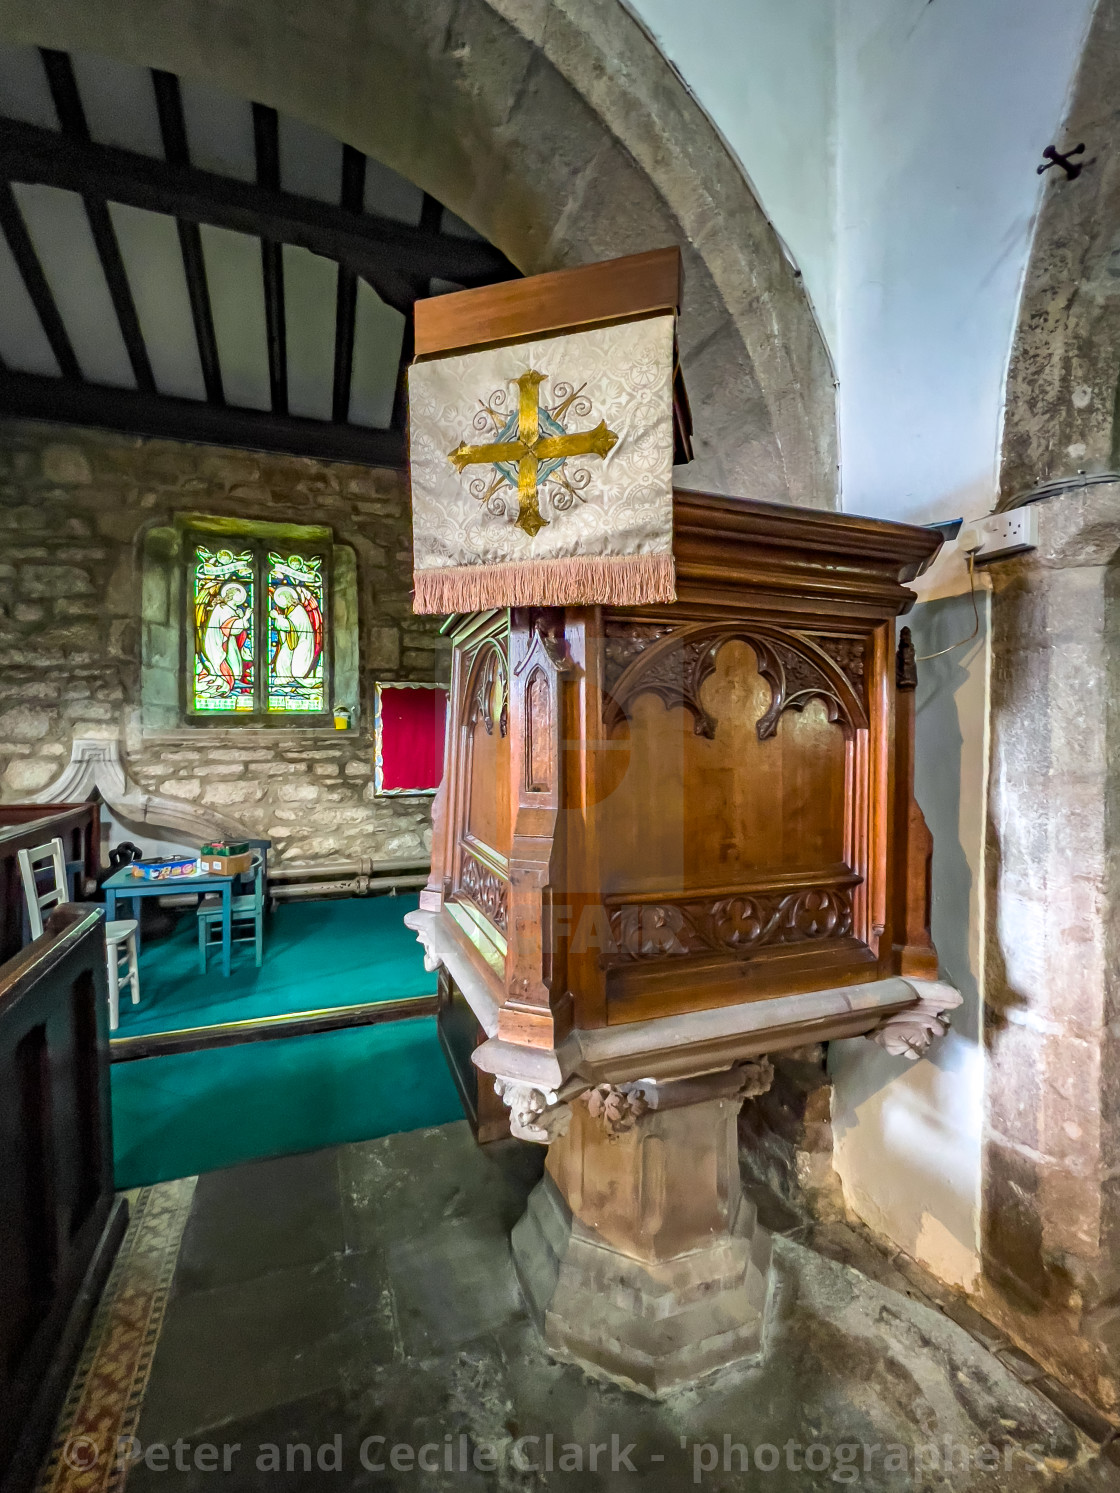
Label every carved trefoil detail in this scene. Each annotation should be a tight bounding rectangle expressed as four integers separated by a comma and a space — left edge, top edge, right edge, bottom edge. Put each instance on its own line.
606, 883, 857, 963
601, 623, 867, 742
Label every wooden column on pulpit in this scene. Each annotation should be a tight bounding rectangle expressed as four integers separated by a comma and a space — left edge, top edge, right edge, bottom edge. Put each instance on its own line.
406, 252, 956, 1394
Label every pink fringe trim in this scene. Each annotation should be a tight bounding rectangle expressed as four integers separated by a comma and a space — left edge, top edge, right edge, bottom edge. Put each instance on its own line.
413, 551, 676, 614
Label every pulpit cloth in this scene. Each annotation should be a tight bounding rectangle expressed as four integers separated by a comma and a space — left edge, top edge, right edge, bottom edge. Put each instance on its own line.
408, 313, 676, 613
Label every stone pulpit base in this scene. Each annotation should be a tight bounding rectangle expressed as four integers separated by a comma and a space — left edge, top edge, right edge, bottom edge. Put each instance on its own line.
512, 1064, 774, 1395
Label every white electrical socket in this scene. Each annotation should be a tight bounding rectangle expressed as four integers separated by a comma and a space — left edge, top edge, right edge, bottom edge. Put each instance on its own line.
968, 507, 1039, 562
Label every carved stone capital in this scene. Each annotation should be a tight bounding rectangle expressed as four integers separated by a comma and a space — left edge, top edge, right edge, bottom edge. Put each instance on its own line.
492, 1078, 572, 1144
868, 981, 963, 1060
582, 1083, 650, 1134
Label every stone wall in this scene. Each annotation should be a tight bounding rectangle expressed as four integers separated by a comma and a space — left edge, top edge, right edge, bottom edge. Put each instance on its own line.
978, 486, 1120, 1415
738, 1046, 845, 1223
0, 419, 440, 866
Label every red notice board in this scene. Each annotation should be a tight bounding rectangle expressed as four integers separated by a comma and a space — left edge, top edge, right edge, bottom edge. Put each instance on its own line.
373, 682, 448, 795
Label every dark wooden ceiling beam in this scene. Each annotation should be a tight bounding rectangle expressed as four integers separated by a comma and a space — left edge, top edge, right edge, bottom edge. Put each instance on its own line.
0, 117, 516, 310
0, 181, 80, 380
151, 69, 224, 405
39, 49, 155, 394
332, 144, 366, 424
419, 192, 444, 235
0, 368, 405, 468
252, 104, 287, 417
83, 202, 156, 393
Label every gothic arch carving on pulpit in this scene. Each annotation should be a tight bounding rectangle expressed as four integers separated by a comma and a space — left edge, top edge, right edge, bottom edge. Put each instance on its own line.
601, 622, 868, 742
465, 640, 509, 740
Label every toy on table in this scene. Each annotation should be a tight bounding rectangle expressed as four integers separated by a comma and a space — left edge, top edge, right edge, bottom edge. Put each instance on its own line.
197, 842, 254, 876
128, 855, 198, 880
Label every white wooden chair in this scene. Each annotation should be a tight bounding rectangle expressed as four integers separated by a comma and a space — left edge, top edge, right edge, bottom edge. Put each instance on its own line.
18, 836, 140, 1031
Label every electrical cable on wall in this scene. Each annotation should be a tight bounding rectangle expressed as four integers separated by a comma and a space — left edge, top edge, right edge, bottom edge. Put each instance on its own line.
915, 548, 980, 662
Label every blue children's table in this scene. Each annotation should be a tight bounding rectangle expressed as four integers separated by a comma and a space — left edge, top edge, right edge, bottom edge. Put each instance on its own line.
102, 863, 238, 977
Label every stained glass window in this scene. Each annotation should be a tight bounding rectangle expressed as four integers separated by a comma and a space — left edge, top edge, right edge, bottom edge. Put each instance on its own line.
266, 553, 326, 713
192, 546, 255, 712
188, 537, 329, 719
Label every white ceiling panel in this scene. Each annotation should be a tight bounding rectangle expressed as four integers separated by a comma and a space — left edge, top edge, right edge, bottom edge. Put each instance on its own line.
69, 52, 163, 158
109, 203, 206, 400
278, 115, 342, 205
0, 222, 61, 375
283, 243, 337, 421
363, 158, 423, 226
181, 77, 255, 182
13, 183, 135, 387
349, 282, 404, 430
0, 44, 58, 129
199, 223, 271, 409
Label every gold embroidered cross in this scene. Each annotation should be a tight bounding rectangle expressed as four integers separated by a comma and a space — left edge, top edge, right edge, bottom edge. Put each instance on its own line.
448, 369, 618, 538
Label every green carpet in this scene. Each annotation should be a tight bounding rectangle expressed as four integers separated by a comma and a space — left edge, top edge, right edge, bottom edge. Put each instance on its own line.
112, 893, 433, 1039
111, 1017, 464, 1188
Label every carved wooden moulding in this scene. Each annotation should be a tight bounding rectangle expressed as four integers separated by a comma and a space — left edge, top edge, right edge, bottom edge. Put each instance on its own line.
409, 490, 950, 1125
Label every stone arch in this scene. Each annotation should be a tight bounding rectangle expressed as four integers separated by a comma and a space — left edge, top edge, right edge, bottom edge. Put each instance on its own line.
1000, 0, 1120, 502
987, 0, 1120, 1412
0, 0, 835, 508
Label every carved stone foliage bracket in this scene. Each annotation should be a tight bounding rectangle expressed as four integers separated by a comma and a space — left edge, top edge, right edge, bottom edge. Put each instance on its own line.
582, 1083, 650, 1134
492, 1078, 571, 1143
606, 881, 857, 963
601, 622, 867, 741
868, 981, 963, 1059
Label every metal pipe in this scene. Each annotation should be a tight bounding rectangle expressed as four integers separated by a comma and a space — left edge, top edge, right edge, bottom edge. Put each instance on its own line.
270, 872, 428, 902
268, 856, 428, 882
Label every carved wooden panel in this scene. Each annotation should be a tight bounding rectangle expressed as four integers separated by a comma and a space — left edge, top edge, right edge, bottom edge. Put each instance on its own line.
605, 882, 856, 963
446, 624, 512, 965
596, 639, 851, 894
525, 667, 553, 793
459, 846, 509, 934
461, 639, 512, 859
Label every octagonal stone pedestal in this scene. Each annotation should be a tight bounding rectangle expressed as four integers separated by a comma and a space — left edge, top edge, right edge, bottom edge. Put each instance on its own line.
511, 1066, 772, 1395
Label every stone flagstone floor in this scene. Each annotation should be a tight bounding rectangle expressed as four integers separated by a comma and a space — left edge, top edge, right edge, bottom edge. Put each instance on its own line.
51, 1123, 1120, 1492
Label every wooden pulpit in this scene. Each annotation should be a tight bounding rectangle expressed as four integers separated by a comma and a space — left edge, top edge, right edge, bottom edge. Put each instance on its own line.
406, 256, 957, 1394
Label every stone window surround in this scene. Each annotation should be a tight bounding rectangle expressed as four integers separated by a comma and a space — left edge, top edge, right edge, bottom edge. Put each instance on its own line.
140, 513, 359, 736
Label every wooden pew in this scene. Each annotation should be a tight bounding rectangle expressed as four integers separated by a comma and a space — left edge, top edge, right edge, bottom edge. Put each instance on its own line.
0, 903, 125, 1493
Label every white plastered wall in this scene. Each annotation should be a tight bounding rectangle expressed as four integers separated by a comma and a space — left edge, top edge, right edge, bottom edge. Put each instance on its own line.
831, 543, 991, 1288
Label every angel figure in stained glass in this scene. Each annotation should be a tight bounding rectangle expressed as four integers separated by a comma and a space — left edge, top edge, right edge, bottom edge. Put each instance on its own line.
196, 579, 251, 697
266, 552, 325, 711
270, 584, 322, 683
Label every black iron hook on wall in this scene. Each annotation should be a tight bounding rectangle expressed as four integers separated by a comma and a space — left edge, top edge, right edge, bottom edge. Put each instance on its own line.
1038, 143, 1086, 181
